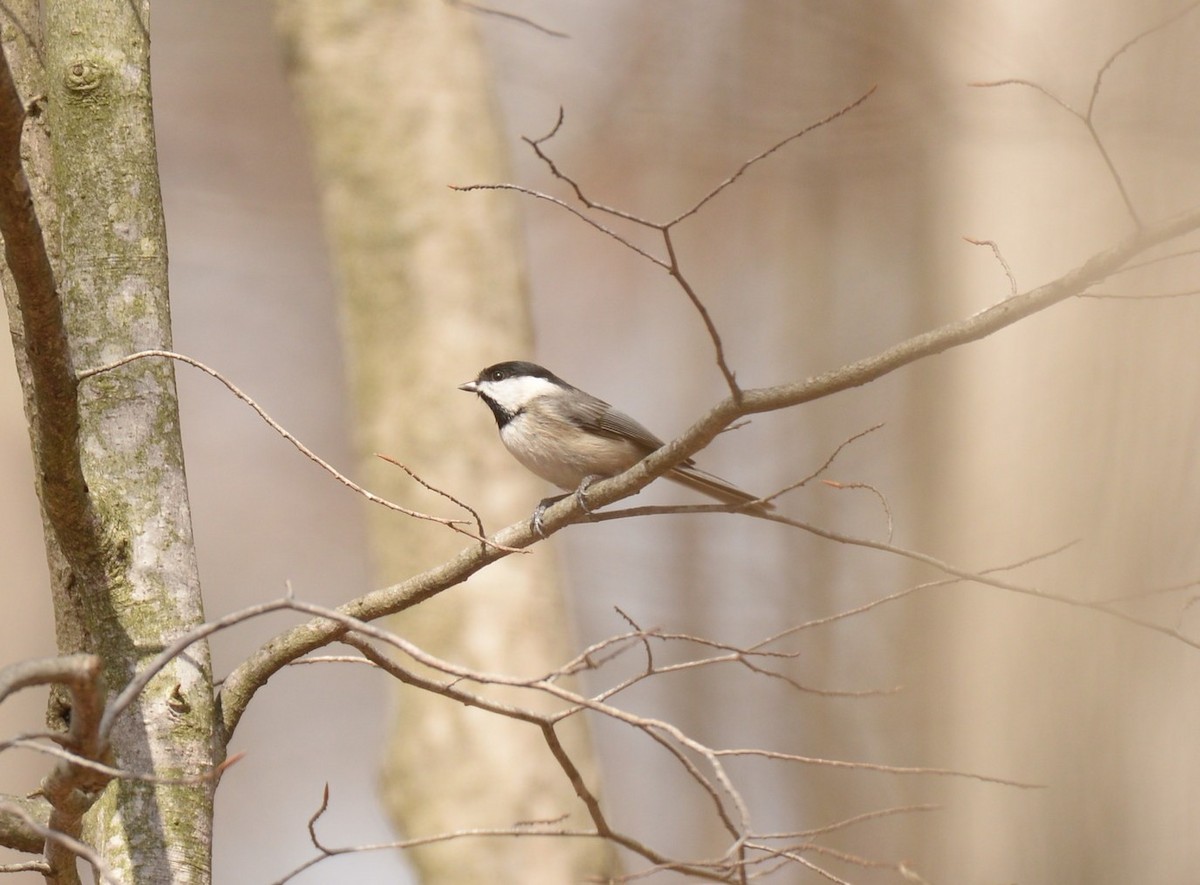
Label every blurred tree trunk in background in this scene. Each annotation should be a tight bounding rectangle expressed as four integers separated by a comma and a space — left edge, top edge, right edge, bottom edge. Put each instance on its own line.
273, 2, 617, 882
930, 3, 1200, 881
526, 3, 1200, 881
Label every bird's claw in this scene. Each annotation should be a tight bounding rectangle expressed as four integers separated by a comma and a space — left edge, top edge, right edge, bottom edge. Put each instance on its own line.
574, 475, 601, 515
531, 500, 551, 538
531, 493, 567, 538
530, 478, 602, 538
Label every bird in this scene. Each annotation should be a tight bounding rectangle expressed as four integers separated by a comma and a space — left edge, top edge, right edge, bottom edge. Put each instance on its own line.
459, 360, 772, 534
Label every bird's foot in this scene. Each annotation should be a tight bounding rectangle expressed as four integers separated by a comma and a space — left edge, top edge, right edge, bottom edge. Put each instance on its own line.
531, 493, 567, 538
531, 478, 603, 537
574, 475, 602, 515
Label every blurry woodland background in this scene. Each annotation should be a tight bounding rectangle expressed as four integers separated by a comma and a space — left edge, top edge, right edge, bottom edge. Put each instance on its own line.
3, 1, 1200, 882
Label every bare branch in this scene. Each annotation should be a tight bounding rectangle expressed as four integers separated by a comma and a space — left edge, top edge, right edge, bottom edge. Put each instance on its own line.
669, 86, 878, 226
778, 803, 941, 839
0, 859, 52, 874
752, 540, 1081, 652
315, 603, 1018, 797
714, 748, 1040, 789
291, 639, 736, 882
0, 801, 117, 885
214, 201, 1200, 749
964, 236, 1019, 296
450, 181, 668, 266
662, 225, 740, 396
284, 627, 931, 883
446, 0, 569, 38
822, 479, 895, 543
1091, 576, 1200, 606
464, 90, 877, 394
1086, 0, 1200, 121
274, 819, 608, 885
78, 350, 526, 553
519, 107, 651, 225
559, 622, 895, 701
217, 522, 538, 740
596, 498, 1193, 650
0, 794, 49, 853
374, 452, 490, 545
1116, 245, 1200, 274
763, 512, 1200, 650
1080, 287, 1200, 300
103, 596, 296, 740
0, 655, 100, 707
972, 3, 1200, 227
0, 655, 109, 883
6, 738, 239, 788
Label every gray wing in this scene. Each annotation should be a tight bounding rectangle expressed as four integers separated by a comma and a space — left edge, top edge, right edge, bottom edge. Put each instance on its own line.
547, 389, 668, 455
547, 385, 772, 511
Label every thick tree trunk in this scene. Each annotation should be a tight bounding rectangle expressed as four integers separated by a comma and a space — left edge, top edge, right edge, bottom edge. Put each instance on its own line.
0, 2, 214, 881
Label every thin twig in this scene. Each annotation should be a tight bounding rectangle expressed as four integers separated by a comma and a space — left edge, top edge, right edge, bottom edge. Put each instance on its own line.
450, 181, 668, 267
1080, 287, 1200, 300
78, 350, 525, 553
964, 237, 1019, 296
972, 2, 1200, 228
375, 452, 489, 543
714, 748, 1040, 789
7, 738, 241, 787
447, 0, 569, 38
821, 479, 895, 543
669, 86, 878, 227
464, 90, 877, 396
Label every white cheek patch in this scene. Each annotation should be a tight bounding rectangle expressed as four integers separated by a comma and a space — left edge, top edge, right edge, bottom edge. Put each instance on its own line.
476, 375, 562, 414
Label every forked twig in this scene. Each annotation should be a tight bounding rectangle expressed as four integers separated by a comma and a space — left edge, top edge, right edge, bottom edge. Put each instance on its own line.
971, 1, 1200, 227
457, 88, 878, 398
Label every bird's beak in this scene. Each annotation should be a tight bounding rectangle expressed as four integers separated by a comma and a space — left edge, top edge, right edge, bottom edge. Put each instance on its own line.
458, 380, 478, 393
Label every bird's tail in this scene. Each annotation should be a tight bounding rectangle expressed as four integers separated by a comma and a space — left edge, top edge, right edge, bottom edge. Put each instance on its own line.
667, 463, 774, 514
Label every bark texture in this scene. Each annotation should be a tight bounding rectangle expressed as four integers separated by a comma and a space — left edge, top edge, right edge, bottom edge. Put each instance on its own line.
0, 2, 215, 881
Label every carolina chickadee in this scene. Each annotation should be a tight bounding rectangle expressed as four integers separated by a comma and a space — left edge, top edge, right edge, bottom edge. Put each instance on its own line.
459, 360, 772, 534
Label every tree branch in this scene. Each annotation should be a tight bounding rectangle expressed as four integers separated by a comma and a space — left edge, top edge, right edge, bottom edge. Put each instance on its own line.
79, 350, 524, 552
216, 201, 1200, 743
0, 795, 49, 854
0, 653, 106, 884
971, 2, 1200, 228
571, 203, 1200, 519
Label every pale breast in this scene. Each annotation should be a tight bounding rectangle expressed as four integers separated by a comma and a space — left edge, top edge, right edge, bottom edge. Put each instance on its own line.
500, 414, 646, 490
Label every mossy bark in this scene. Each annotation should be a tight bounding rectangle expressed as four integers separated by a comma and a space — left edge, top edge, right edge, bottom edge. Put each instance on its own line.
0, 2, 215, 881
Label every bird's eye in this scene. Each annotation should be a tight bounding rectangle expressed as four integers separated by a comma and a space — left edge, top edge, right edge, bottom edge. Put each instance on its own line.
490, 370, 504, 381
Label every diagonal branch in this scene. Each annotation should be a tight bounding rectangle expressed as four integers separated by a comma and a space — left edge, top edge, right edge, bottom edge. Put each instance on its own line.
216, 201, 1200, 743
571, 203, 1200, 520
78, 350, 524, 552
